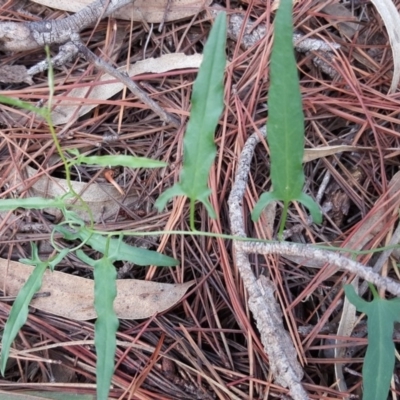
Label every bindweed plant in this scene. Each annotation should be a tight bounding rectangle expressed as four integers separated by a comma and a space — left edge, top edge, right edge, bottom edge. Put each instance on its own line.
250, 0, 321, 239
0, 13, 227, 400
0, 51, 178, 400
0, 5, 398, 400
155, 12, 227, 228
344, 284, 400, 400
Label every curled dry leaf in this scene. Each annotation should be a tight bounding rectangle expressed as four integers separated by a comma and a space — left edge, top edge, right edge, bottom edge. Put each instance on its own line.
51, 53, 203, 125
0, 258, 194, 320
30, 0, 212, 23
24, 165, 138, 222
369, 0, 400, 93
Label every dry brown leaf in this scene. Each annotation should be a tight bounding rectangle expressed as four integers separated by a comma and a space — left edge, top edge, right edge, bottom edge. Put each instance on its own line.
30, 0, 212, 23
21, 166, 137, 222
51, 53, 203, 125
303, 145, 371, 163
0, 258, 194, 320
320, 3, 360, 39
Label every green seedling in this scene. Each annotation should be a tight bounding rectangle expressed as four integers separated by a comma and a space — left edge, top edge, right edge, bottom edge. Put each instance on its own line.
0, 245, 69, 374
67, 149, 167, 169
0, 49, 177, 400
344, 284, 400, 400
58, 224, 178, 267
77, 245, 118, 400
155, 12, 227, 229
251, 0, 321, 239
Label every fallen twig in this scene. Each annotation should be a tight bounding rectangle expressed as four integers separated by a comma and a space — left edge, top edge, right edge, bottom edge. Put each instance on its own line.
0, 0, 133, 52
0, 0, 180, 126
228, 128, 308, 400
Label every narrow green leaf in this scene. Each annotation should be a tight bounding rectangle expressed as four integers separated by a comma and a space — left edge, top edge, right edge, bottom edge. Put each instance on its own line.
251, 0, 321, 225
0, 197, 66, 211
155, 12, 227, 218
0, 95, 49, 118
58, 226, 178, 266
77, 155, 167, 169
251, 192, 279, 222
0, 246, 66, 375
297, 193, 322, 224
91, 255, 119, 400
344, 284, 400, 400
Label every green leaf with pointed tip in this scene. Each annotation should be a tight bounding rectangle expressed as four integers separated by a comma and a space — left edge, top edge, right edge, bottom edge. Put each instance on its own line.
251, 0, 321, 225
296, 192, 322, 224
0, 246, 68, 375
155, 12, 226, 219
344, 284, 400, 400
251, 192, 280, 222
90, 254, 118, 400
74, 154, 167, 169
0, 197, 67, 211
0, 95, 49, 118
58, 226, 178, 266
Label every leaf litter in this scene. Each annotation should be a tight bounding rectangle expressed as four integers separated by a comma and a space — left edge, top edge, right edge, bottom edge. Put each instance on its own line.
1, 0, 400, 399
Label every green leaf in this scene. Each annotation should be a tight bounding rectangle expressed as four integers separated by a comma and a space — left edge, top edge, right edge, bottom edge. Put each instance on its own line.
75, 154, 167, 169
0, 95, 49, 119
155, 12, 227, 219
81, 253, 118, 400
58, 226, 178, 266
251, 0, 321, 227
0, 246, 67, 375
344, 284, 400, 400
0, 197, 67, 211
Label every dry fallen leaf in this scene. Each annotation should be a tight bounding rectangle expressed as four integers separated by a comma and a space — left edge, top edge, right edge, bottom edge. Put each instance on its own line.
30, 0, 212, 23
320, 2, 360, 39
22, 165, 138, 222
0, 258, 194, 320
303, 145, 372, 163
51, 53, 203, 125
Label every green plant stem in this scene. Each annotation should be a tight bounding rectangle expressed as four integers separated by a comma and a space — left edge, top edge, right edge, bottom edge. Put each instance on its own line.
277, 202, 289, 241
189, 200, 196, 231
93, 228, 400, 256
42, 47, 94, 239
